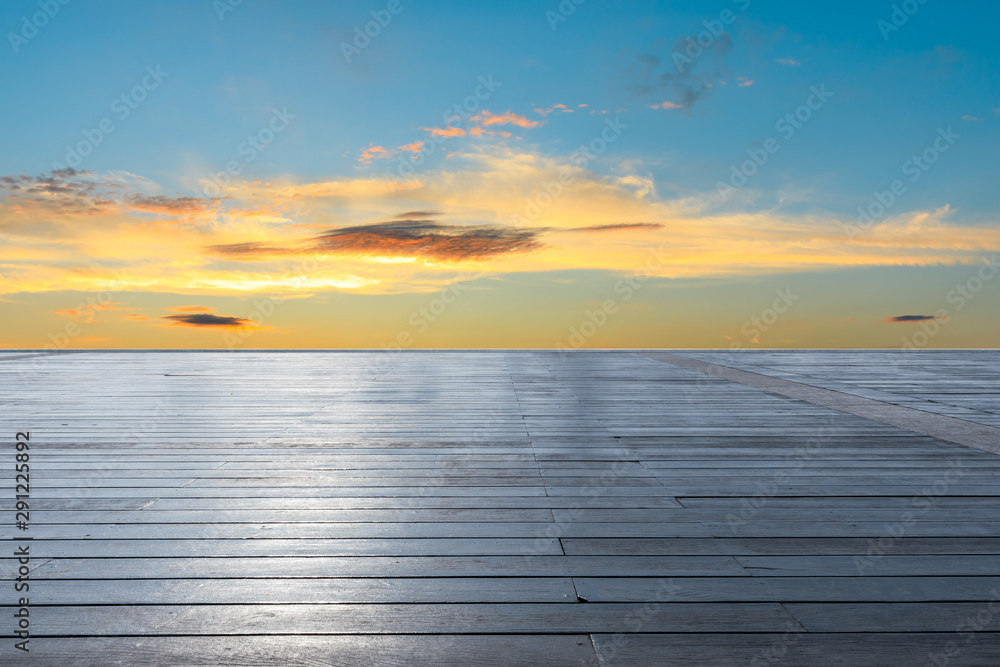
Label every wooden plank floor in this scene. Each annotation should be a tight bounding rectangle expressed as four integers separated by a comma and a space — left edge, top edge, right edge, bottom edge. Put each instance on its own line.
2, 350, 1000, 665
677, 349, 1000, 429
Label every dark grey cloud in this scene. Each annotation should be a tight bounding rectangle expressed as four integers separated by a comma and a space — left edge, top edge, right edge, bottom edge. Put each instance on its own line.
632, 28, 734, 110
208, 221, 545, 262
885, 315, 941, 323
314, 221, 543, 260
162, 313, 252, 328
0, 169, 212, 218
0, 169, 94, 193
126, 194, 214, 214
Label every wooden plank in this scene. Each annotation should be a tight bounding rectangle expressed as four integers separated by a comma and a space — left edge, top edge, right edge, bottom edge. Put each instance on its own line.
590, 633, 1000, 666
22, 577, 579, 604
6, 603, 799, 636
679, 497, 1000, 509
1, 636, 600, 667
6, 538, 566, 558
705, 522, 1000, 538
4, 486, 552, 498
11, 522, 714, 540
574, 576, 1000, 602
26, 495, 684, 510
563, 537, 1000, 556
554, 508, 1000, 523
14, 555, 751, 579
785, 603, 1000, 632
737, 555, 1000, 576
22, 508, 557, 523
641, 351, 1000, 455
625, 486, 1000, 497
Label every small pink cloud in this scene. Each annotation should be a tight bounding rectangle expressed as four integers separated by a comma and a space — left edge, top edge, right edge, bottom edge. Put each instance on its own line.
423, 126, 468, 138
535, 104, 575, 117
471, 110, 541, 128
398, 141, 424, 156
775, 58, 801, 67
648, 101, 682, 110
738, 77, 755, 87
358, 145, 389, 164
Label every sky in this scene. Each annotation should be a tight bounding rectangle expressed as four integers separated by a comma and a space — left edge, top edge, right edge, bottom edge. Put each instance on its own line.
1, 0, 998, 349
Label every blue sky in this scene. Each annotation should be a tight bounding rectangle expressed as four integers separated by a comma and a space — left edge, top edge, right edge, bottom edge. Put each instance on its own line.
1, 0, 998, 348
5, 0, 997, 202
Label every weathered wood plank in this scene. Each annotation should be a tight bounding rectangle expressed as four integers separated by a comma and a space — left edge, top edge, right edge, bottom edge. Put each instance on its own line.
6, 522, 713, 540
14, 555, 751, 579
574, 576, 1000, 602
21, 577, 579, 604
5, 635, 600, 666
737, 555, 1000, 576
22, 508, 557, 523
563, 537, 1000, 556
590, 633, 1000, 666
25, 495, 684, 510
4, 603, 799, 636
4, 538, 565, 557
785, 602, 1000, 632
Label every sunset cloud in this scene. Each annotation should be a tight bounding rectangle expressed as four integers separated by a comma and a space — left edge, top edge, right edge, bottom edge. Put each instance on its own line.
315, 221, 543, 261
126, 194, 215, 216
534, 104, 574, 116
168, 305, 216, 313
423, 126, 467, 138
3, 145, 1000, 303
0, 169, 214, 235
358, 145, 389, 164
395, 211, 440, 219
470, 111, 541, 128
398, 142, 424, 156
572, 223, 664, 233
163, 312, 254, 328
415, 109, 541, 144
160, 304, 260, 329
205, 241, 297, 258
210, 220, 545, 262
885, 314, 946, 323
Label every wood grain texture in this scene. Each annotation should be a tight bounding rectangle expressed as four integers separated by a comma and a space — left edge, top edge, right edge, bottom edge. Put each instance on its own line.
1, 349, 998, 665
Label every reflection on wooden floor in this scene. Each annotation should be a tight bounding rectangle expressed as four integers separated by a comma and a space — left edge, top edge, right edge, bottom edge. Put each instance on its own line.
3, 350, 1000, 665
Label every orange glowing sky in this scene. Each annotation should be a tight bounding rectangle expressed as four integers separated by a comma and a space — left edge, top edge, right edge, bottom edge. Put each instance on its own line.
1, 0, 998, 349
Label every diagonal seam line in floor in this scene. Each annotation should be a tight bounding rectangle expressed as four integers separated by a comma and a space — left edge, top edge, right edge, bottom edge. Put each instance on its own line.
636, 351, 1000, 457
